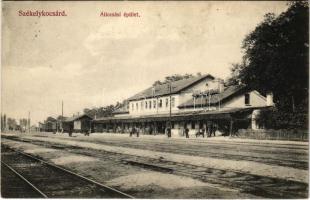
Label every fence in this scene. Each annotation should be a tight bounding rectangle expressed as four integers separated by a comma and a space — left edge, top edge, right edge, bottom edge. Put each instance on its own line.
237, 129, 308, 141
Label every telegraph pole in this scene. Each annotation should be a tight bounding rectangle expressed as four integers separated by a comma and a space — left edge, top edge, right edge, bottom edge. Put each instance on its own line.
208, 88, 211, 110
169, 82, 172, 124
168, 82, 172, 138
61, 100, 64, 133
28, 111, 30, 133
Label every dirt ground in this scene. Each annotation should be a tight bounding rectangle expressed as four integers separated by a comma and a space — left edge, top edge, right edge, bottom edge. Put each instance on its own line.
1, 132, 308, 198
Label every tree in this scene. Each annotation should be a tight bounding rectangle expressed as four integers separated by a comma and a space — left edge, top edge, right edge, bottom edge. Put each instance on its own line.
235, 1, 308, 112
83, 103, 120, 119
225, 63, 244, 86
19, 118, 28, 129
7, 118, 17, 130
83, 108, 97, 118
56, 115, 66, 121
1, 114, 6, 131
46, 117, 56, 122
152, 73, 195, 86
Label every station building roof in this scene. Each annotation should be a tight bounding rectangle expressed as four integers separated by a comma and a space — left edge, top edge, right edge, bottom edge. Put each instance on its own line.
127, 74, 214, 101
178, 84, 248, 108
64, 114, 93, 123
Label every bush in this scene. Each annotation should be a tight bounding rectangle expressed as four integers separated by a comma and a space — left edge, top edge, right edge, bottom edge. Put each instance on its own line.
256, 109, 308, 129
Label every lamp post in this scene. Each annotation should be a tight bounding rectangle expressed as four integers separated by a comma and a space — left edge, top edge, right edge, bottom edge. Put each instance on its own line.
168, 82, 172, 138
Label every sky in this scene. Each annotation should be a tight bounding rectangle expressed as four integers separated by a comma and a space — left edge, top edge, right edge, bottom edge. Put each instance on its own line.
2, 1, 289, 125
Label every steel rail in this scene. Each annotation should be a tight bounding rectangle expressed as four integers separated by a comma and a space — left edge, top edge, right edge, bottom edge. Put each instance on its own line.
6, 147, 134, 199
1, 160, 48, 198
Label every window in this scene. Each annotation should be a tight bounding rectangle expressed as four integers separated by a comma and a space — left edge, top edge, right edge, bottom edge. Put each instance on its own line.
159, 99, 162, 108
132, 104, 134, 111
145, 101, 148, 109
149, 101, 152, 109
136, 103, 138, 110
140, 101, 143, 110
166, 98, 169, 107
245, 93, 250, 105
171, 97, 175, 107
153, 100, 156, 109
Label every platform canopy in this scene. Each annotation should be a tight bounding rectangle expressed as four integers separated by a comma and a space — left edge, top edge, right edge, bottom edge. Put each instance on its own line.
93, 107, 266, 124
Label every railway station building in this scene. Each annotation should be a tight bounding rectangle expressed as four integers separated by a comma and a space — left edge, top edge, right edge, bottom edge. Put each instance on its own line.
93, 74, 274, 137
60, 114, 93, 133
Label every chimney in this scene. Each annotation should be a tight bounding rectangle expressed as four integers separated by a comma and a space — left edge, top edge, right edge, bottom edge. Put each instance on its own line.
218, 79, 225, 93
266, 92, 275, 106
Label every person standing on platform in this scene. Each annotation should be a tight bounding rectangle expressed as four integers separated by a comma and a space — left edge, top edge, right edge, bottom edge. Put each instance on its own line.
185, 127, 189, 138
136, 127, 140, 137
166, 127, 171, 138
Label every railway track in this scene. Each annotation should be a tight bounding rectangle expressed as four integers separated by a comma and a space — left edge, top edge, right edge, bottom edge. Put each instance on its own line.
4, 135, 307, 169
1, 146, 134, 198
1, 161, 45, 198
2, 138, 308, 198
89, 139, 308, 169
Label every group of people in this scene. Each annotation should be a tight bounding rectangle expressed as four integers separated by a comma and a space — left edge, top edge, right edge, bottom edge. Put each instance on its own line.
165, 124, 217, 138
116, 123, 219, 138
165, 127, 190, 138
129, 127, 140, 137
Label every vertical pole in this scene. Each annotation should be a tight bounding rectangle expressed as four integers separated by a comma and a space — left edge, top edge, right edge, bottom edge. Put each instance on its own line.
28, 111, 30, 133
156, 97, 158, 114
61, 100, 64, 132
208, 89, 211, 110
168, 82, 172, 138
169, 82, 172, 127
229, 118, 233, 136
4, 114, 6, 131
1, 113, 3, 132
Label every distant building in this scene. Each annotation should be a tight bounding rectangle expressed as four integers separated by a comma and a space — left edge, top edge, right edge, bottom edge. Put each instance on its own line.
62, 114, 93, 133
93, 74, 274, 136
38, 122, 45, 132
44, 117, 57, 132
30, 125, 39, 132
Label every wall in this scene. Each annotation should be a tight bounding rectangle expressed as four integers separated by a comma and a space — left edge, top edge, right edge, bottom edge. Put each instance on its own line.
128, 77, 216, 116
74, 120, 81, 130
129, 94, 180, 116
237, 129, 308, 141
222, 90, 266, 109
182, 77, 218, 94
